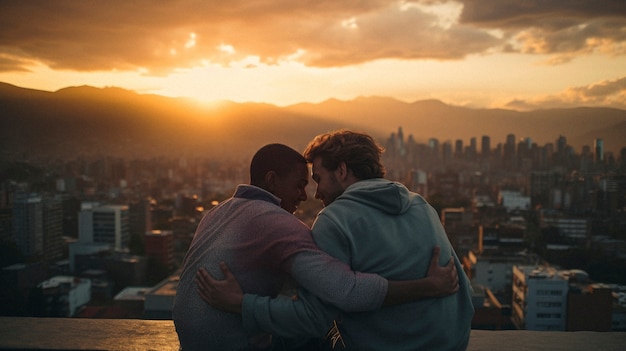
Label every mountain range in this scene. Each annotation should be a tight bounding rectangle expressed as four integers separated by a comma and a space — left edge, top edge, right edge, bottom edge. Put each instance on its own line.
1, 82, 625, 162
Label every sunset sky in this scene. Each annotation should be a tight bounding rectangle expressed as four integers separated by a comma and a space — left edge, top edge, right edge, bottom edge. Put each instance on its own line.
1, 0, 625, 110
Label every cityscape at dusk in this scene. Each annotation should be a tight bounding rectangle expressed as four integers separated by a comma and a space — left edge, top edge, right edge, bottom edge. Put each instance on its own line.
1, 124, 626, 331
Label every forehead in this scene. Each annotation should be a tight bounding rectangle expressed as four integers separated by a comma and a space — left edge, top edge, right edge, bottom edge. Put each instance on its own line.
310, 156, 322, 173
291, 162, 309, 179
310, 156, 329, 178
311, 156, 325, 168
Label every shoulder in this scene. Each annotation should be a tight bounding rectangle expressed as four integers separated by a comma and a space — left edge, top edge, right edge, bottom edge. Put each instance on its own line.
255, 205, 311, 235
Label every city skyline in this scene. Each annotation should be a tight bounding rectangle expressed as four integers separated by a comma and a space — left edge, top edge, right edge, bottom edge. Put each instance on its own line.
0, 1, 625, 110
2, 120, 625, 332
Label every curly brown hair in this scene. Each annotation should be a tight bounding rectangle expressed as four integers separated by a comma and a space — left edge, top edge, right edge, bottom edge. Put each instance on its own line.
303, 130, 386, 180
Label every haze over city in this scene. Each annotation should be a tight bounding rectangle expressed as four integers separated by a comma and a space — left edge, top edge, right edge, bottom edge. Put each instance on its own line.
1, 0, 625, 110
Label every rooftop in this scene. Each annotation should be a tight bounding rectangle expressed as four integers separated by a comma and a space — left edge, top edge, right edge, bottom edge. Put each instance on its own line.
1, 317, 625, 351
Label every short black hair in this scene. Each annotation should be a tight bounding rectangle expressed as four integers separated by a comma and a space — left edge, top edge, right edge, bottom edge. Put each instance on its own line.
250, 144, 307, 187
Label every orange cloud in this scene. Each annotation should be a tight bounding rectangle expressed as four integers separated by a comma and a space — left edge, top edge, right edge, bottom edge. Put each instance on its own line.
506, 76, 626, 110
0, 0, 623, 74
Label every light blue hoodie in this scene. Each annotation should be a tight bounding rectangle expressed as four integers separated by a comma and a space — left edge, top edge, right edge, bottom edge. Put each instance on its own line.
243, 179, 474, 350
314, 178, 474, 350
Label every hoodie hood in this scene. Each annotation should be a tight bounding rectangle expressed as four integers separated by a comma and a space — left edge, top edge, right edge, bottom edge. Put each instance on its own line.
335, 178, 424, 215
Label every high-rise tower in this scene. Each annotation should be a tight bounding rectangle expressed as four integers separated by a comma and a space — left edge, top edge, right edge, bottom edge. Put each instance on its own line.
12, 193, 43, 258
594, 138, 604, 163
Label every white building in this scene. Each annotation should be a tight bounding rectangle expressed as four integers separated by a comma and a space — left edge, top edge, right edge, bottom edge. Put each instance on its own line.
39, 276, 91, 317
79, 203, 129, 251
512, 265, 569, 331
466, 251, 527, 293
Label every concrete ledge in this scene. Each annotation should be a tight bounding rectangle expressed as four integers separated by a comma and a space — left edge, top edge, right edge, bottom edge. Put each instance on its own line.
468, 329, 626, 351
0, 317, 179, 351
1, 317, 625, 350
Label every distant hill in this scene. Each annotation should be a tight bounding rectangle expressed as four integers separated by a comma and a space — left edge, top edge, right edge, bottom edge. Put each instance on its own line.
0, 82, 354, 161
1, 82, 625, 162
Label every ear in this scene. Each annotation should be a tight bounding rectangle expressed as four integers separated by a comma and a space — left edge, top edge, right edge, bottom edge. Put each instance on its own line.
264, 171, 277, 192
337, 161, 349, 181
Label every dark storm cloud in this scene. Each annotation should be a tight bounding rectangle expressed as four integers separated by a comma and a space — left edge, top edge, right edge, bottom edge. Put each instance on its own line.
457, 0, 626, 59
459, 0, 626, 27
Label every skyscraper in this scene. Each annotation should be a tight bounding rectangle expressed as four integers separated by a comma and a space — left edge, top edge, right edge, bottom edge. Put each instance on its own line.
557, 135, 567, 154
42, 195, 63, 262
12, 193, 43, 258
481, 135, 491, 158
595, 138, 604, 163
455, 139, 464, 158
504, 133, 517, 170
468, 137, 477, 160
